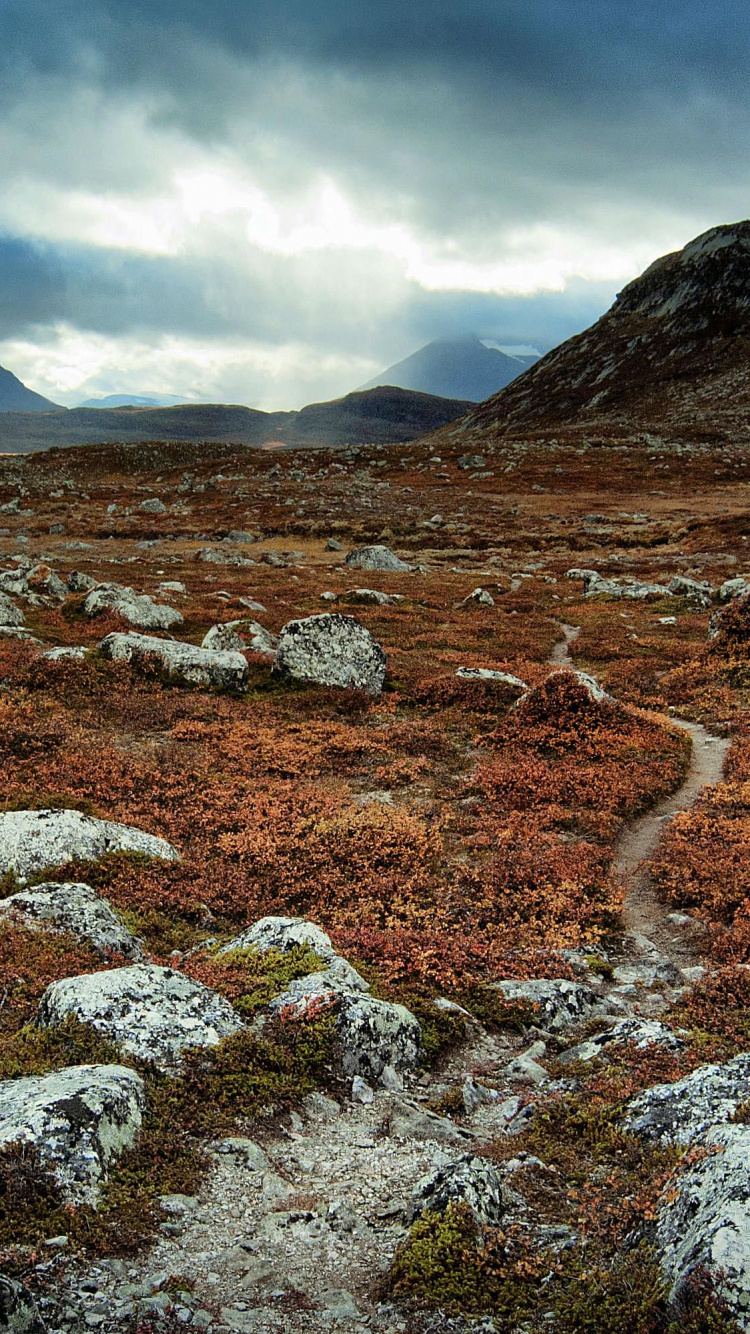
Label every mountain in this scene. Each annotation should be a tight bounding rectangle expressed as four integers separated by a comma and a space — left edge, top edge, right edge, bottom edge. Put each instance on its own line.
438, 222, 750, 445
360, 336, 536, 401
78, 394, 189, 408
0, 386, 471, 454
0, 364, 59, 412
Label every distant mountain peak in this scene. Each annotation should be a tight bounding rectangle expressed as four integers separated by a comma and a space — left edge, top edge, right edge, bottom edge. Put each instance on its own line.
0, 364, 59, 412
360, 336, 537, 402
441, 220, 750, 443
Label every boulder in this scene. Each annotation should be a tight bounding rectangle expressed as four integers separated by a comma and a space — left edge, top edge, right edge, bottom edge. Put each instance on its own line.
458, 455, 486, 471
388, 1099, 475, 1146
140, 498, 167, 514
344, 588, 401, 606
201, 619, 277, 656
624, 1053, 750, 1145
0, 808, 179, 883
40, 646, 88, 661
343, 545, 411, 572
409, 1154, 509, 1225
272, 976, 421, 1084
655, 1123, 750, 1326
720, 577, 750, 603
67, 570, 98, 593
27, 564, 67, 601
83, 583, 184, 631
98, 631, 249, 692
219, 915, 336, 960
0, 881, 143, 959
462, 587, 495, 607
0, 1063, 145, 1203
667, 575, 713, 604
38, 964, 244, 1071
486, 978, 606, 1033
583, 572, 669, 600
0, 1273, 41, 1333
0, 592, 24, 627
272, 613, 386, 695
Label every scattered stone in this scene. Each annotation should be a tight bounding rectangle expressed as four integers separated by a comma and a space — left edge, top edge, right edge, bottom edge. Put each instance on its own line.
0, 882, 143, 958
504, 1041, 549, 1085
719, 577, 750, 602
343, 545, 411, 572
463, 587, 494, 606
351, 1076, 374, 1105
462, 1077, 499, 1114
98, 631, 250, 692
27, 563, 67, 601
410, 1154, 509, 1225
201, 620, 277, 656
273, 613, 387, 695
0, 1063, 145, 1203
326, 538, 345, 552
39, 964, 244, 1071
344, 588, 401, 606
84, 583, 183, 631
387, 1098, 474, 1145
656, 1123, 750, 1326
41, 646, 88, 661
487, 978, 606, 1032
457, 455, 486, 471
140, 498, 168, 514
624, 1053, 750, 1145
0, 808, 179, 883
667, 575, 713, 604
157, 580, 187, 595
455, 667, 527, 691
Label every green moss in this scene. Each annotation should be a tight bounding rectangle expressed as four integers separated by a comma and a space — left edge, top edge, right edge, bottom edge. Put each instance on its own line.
385, 1202, 487, 1310
213, 943, 326, 1017
0, 1016, 122, 1080
118, 906, 209, 957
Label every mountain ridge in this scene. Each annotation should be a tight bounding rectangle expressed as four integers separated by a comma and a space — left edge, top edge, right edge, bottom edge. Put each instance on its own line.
360, 335, 536, 401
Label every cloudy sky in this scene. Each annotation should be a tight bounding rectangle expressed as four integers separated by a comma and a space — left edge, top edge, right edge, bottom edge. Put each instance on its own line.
1, 0, 748, 408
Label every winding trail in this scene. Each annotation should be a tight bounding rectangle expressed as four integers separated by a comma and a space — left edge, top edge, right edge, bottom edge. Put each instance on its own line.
552, 623, 729, 965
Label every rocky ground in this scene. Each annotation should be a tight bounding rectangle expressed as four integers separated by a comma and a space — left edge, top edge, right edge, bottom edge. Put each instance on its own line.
0, 433, 749, 1333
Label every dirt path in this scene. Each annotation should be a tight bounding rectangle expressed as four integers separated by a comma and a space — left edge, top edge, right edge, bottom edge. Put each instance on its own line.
551, 622, 729, 965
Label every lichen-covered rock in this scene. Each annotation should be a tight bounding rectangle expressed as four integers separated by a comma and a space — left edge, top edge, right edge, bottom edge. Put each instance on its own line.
98, 631, 249, 692
0, 808, 179, 883
487, 978, 606, 1033
0, 1063, 146, 1203
201, 619, 277, 656
273, 613, 386, 694
409, 1154, 509, 1225
0, 592, 24, 627
559, 1018, 685, 1065
655, 1123, 750, 1326
720, 577, 750, 603
84, 582, 184, 631
624, 1053, 750, 1145
463, 587, 495, 607
27, 563, 67, 601
344, 588, 401, 606
0, 882, 143, 959
0, 1273, 41, 1333
40, 645, 88, 661
67, 570, 98, 593
219, 915, 336, 960
667, 575, 713, 604
271, 975, 421, 1083
39, 965, 244, 1071
344, 545, 411, 572
455, 667, 527, 690
583, 572, 669, 600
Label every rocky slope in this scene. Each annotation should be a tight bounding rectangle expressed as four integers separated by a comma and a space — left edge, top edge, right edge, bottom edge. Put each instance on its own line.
434, 221, 750, 443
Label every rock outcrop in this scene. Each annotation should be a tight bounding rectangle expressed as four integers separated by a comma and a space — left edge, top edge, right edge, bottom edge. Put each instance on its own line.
273, 614, 387, 695
487, 978, 606, 1033
0, 808, 179, 883
98, 632, 249, 692
0, 1063, 146, 1203
409, 1154, 509, 1225
84, 583, 184, 631
624, 1053, 750, 1145
38, 965, 244, 1070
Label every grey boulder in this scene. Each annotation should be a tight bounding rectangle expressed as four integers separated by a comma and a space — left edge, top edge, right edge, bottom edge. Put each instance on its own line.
0, 1273, 41, 1333
272, 980, 421, 1084
201, 619, 277, 656
344, 545, 411, 572
273, 613, 386, 695
98, 631, 249, 692
0, 592, 24, 627
0, 808, 179, 883
84, 583, 183, 631
455, 667, 527, 690
41, 645, 88, 662
409, 1154, 509, 1225
0, 881, 143, 959
39, 964, 244, 1071
486, 978, 606, 1033
624, 1053, 750, 1145
655, 1123, 750, 1327
219, 915, 336, 960
719, 577, 750, 603
0, 1063, 145, 1203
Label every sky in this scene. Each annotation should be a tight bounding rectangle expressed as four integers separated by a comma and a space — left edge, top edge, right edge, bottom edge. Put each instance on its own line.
1, 0, 749, 409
